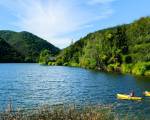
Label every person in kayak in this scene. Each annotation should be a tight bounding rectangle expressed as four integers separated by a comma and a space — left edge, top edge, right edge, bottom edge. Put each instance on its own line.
129, 90, 135, 97
144, 91, 150, 95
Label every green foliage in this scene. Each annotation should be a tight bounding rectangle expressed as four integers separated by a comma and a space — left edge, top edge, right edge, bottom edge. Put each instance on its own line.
79, 41, 98, 69
39, 50, 51, 65
144, 70, 150, 76
121, 62, 150, 75
132, 63, 146, 75
55, 57, 64, 65
121, 64, 133, 73
0, 30, 60, 62
107, 63, 120, 72
0, 38, 24, 62
55, 16, 150, 75
122, 55, 132, 64
69, 62, 79, 67
132, 62, 150, 75
79, 57, 97, 69
48, 61, 56, 66
107, 64, 115, 72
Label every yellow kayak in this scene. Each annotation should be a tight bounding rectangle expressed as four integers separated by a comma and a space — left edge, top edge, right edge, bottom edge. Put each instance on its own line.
117, 94, 142, 100
144, 91, 150, 96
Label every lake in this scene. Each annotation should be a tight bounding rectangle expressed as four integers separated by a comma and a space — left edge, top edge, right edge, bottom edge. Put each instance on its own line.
0, 63, 150, 118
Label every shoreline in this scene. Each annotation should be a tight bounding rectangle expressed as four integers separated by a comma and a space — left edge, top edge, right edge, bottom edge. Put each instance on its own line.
46, 62, 150, 76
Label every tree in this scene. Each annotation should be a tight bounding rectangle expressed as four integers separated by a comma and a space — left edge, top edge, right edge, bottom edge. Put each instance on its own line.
39, 49, 51, 65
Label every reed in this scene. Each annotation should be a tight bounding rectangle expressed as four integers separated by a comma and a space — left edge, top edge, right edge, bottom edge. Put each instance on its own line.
0, 103, 116, 120
0, 102, 144, 120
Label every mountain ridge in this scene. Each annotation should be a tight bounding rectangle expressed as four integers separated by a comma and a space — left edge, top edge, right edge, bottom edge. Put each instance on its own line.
0, 30, 60, 62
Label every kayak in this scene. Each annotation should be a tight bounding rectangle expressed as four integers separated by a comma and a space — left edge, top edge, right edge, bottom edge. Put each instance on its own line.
144, 91, 150, 96
117, 94, 142, 100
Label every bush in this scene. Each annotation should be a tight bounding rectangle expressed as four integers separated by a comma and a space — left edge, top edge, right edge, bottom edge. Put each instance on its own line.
79, 57, 97, 69
144, 70, 150, 76
132, 62, 150, 75
63, 63, 69, 66
88, 58, 97, 69
122, 55, 132, 64
69, 62, 79, 67
121, 64, 133, 73
107, 63, 120, 72
48, 62, 56, 66
107, 64, 114, 72
39, 49, 51, 65
48, 61, 52, 65
55, 58, 63, 65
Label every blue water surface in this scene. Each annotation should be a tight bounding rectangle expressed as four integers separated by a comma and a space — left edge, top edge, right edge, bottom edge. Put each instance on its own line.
0, 63, 150, 118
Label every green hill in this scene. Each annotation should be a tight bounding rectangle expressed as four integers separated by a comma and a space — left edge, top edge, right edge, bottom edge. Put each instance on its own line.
0, 30, 60, 62
55, 17, 150, 75
0, 38, 24, 62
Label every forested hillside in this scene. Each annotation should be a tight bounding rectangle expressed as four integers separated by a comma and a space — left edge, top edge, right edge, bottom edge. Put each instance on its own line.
0, 30, 60, 62
0, 38, 24, 62
54, 17, 150, 75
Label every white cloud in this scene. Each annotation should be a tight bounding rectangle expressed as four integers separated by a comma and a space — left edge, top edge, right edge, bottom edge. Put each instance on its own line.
0, 0, 115, 48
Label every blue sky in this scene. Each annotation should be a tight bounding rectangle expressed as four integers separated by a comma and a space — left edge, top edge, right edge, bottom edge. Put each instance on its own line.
0, 0, 150, 48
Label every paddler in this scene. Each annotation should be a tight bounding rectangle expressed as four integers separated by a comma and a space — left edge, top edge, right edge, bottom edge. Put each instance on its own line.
129, 90, 135, 97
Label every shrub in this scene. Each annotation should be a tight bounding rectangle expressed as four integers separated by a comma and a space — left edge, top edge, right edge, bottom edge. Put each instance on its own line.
144, 70, 150, 76
121, 64, 133, 73
63, 63, 68, 66
107, 64, 114, 72
48, 62, 56, 66
107, 63, 120, 72
132, 62, 150, 75
122, 55, 132, 64
55, 58, 63, 65
69, 62, 79, 67
79, 57, 97, 69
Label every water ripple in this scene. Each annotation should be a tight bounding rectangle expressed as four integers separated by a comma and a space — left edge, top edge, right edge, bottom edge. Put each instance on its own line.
0, 64, 150, 118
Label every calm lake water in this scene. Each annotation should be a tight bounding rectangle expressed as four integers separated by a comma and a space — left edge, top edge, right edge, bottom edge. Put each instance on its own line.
0, 63, 150, 118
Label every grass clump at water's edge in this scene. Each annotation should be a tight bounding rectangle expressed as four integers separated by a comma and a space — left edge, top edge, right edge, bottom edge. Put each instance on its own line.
0, 103, 117, 120
0, 99, 146, 120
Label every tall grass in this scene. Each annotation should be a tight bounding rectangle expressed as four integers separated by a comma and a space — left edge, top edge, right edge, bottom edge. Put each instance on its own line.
0, 103, 116, 120
0, 101, 145, 120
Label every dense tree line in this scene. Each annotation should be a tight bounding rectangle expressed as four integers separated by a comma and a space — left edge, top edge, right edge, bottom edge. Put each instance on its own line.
51, 17, 150, 75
